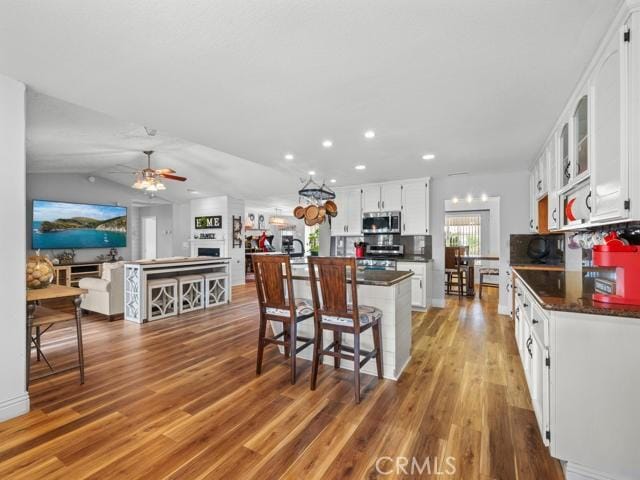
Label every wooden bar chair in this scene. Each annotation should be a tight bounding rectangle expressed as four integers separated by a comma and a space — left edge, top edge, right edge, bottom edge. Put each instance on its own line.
26, 300, 85, 386
252, 254, 315, 384
307, 256, 383, 404
445, 246, 465, 297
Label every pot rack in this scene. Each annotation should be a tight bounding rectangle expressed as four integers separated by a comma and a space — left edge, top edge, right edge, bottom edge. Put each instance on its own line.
297, 176, 335, 204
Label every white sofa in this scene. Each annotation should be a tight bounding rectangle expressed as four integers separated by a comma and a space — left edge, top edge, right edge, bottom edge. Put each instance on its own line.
79, 261, 125, 320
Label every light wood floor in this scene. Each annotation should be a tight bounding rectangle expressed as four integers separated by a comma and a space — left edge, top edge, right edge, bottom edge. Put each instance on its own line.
0, 285, 563, 479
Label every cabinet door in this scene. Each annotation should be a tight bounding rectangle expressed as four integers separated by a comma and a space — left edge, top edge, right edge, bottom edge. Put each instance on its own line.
398, 261, 426, 308
345, 188, 362, 235
330, 190, 348, 235
530, 334, 550, 446
361, 185, 381, 213
548, 139, 560, 230
401, 180, 429, 235
591, 25, 629, 222
536, 154, 546, 198
573, 94, 589, 179
529, 173, 538, 232
381, 183, 402, 211
411, 277, 423, 307
560, 123, 571, 188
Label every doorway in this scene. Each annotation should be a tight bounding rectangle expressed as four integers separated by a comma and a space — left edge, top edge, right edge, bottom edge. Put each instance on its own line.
141, 216, 157, 259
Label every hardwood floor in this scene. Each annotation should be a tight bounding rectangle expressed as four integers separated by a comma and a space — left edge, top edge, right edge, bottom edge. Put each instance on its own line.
0, 285, 564, 479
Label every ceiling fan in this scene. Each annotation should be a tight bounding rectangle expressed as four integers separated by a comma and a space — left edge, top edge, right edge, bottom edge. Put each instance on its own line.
127, 150, 186, 192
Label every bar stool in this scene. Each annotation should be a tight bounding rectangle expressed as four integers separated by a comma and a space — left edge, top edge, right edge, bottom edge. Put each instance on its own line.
308, 256, 383, 404
147, 278, 178, 321
252, 254, 314, 384
479, 266, 500, 299
176, 274, 205, 313
204, 271, 228, 308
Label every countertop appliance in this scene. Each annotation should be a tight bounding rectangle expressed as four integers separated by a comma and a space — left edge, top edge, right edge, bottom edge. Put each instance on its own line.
592, 244, 640, 305
362, 211, 401, 234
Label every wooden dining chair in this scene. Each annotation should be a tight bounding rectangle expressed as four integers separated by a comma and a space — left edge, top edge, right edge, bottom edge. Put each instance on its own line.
445, 246, 465, 297
252, 254, 314, 384
307, 256, 383, 404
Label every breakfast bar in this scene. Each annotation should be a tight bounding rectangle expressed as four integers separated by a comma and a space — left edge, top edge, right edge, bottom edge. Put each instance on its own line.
124, 256, 230, 323
271, 265, 414, 380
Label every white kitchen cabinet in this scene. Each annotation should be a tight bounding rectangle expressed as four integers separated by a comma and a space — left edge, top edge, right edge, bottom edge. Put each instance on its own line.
547, 138, 560, 230
330, 187, 362, 236
361, 185, 382, 213
590, 24, 630, 223
381, 183, 402, 211
401, 179, 430, 235
528, 172, 538, 232
397, 261, 432, 310
361, 182, 402, 213
534, 153, 547, 199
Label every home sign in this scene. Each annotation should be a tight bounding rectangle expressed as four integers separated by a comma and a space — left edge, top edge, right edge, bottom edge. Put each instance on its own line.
195, 215, 222, 229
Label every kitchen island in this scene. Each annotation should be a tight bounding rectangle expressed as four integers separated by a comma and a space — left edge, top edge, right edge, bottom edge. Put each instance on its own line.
272, 264, 414, 380
124, 256, 230, 323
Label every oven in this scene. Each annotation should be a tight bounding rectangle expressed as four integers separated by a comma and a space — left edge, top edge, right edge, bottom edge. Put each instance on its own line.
362, 211, 401, 234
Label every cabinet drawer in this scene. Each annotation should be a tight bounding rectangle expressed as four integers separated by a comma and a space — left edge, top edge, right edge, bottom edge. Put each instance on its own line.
397, 262, 426, 276
530, 302, 550, 347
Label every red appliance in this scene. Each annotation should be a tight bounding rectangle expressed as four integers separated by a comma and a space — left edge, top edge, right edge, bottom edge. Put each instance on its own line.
592, 244, 640, 305
354, 244, 366, 258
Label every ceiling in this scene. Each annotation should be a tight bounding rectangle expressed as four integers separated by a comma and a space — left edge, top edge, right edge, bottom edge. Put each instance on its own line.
26, 90, 301, 206
1, 0, 622, 195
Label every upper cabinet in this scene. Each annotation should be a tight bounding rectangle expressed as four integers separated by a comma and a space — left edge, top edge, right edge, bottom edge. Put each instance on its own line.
532, 7, 638, 231
361, 182, 402, 213
401, 179, 430, 235
330, 187, 362, 236
590, 24, 630, 223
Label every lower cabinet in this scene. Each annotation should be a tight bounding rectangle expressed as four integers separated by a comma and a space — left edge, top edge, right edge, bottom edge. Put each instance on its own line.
397, 261, 432, 310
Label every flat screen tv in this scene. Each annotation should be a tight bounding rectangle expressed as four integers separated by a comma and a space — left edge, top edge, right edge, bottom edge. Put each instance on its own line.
32, 200, 127, 250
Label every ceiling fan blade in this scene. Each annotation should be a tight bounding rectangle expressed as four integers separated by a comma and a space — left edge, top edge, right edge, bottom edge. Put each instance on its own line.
160, 173, 187, 182
155, 168, 176, 174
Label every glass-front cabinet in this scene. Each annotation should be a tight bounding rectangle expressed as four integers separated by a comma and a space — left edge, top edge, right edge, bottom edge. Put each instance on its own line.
560, 123, 570, 188
573, 95, 589, 178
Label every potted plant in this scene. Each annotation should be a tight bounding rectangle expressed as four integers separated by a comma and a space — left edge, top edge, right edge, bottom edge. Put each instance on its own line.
308, 228, 320, 256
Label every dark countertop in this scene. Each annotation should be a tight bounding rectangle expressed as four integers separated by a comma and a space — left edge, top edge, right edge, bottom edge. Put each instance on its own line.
290, 268, 414, 286
513, 268, 640, 318
510, 263, 564, 271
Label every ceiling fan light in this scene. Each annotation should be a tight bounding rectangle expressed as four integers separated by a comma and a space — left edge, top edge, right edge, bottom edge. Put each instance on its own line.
155, 182, 166, 191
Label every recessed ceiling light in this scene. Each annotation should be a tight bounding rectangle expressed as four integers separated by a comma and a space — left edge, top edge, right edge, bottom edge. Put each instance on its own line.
466, 194, 473, 203
355, 165, 366, 170
422, 153, 436, 160
308, 170, 316, 175
452, 197, 459, 204
481, 193, 488, 202
364, 130, 375, 139
322, 139, 333, 148
284, 153, 294, 161
330, 179, 337, 183
187, 189, 199, 194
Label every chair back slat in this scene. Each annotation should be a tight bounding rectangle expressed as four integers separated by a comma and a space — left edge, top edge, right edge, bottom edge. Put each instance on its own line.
308, 256, 360, 331
444, 246, 458, 270
252, 254, 294, 312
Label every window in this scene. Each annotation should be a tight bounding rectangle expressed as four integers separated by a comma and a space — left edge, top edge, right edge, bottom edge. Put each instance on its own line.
445, 214, 482, 256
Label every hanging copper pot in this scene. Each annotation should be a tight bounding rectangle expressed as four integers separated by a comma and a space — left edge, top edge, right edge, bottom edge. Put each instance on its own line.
293, 206, 305, 219
305, 204, 319, 221
324, 200, 338, 217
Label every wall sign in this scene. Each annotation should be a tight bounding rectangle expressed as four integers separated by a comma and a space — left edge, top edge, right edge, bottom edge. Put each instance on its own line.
195, 215, 222, 229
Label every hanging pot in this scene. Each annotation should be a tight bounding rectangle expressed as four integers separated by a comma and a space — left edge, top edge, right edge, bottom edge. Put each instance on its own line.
293, 206, 305, 219
324, 200, 338, 217
305, 204, 319, 221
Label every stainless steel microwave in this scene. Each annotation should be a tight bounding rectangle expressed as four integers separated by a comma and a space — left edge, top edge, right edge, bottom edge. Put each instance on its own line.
362, 211, 401, 234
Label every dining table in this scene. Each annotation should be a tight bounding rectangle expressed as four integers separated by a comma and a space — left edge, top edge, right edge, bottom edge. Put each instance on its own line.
459, 255, 500, 296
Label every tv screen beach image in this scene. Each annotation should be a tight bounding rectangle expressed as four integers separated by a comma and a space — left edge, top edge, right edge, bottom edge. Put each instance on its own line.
32, 200, 127, 249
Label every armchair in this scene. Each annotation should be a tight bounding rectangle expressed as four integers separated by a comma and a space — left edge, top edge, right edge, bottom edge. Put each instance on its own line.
79, 261, 125, 320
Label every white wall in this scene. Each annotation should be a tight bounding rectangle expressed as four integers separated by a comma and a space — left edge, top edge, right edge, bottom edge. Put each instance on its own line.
190, 195, 246, 285
26, 173, 155, 262
172, 202, 191, 257
0, 74, 29, 420
431, 171, 530, 313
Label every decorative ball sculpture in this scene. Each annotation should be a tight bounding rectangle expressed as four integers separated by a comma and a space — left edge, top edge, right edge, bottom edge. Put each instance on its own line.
26, 253, 54, 289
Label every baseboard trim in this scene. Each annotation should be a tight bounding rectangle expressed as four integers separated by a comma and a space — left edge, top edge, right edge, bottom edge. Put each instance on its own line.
431, 298, 445, 308
0, 391, 30, 422
566, 462, 617, 480
498, 304, 512, 316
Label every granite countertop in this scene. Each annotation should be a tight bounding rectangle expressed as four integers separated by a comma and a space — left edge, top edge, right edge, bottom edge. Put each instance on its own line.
393, 256, 432, 263
513, 268, 640, 318
290, 268, 414, 286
